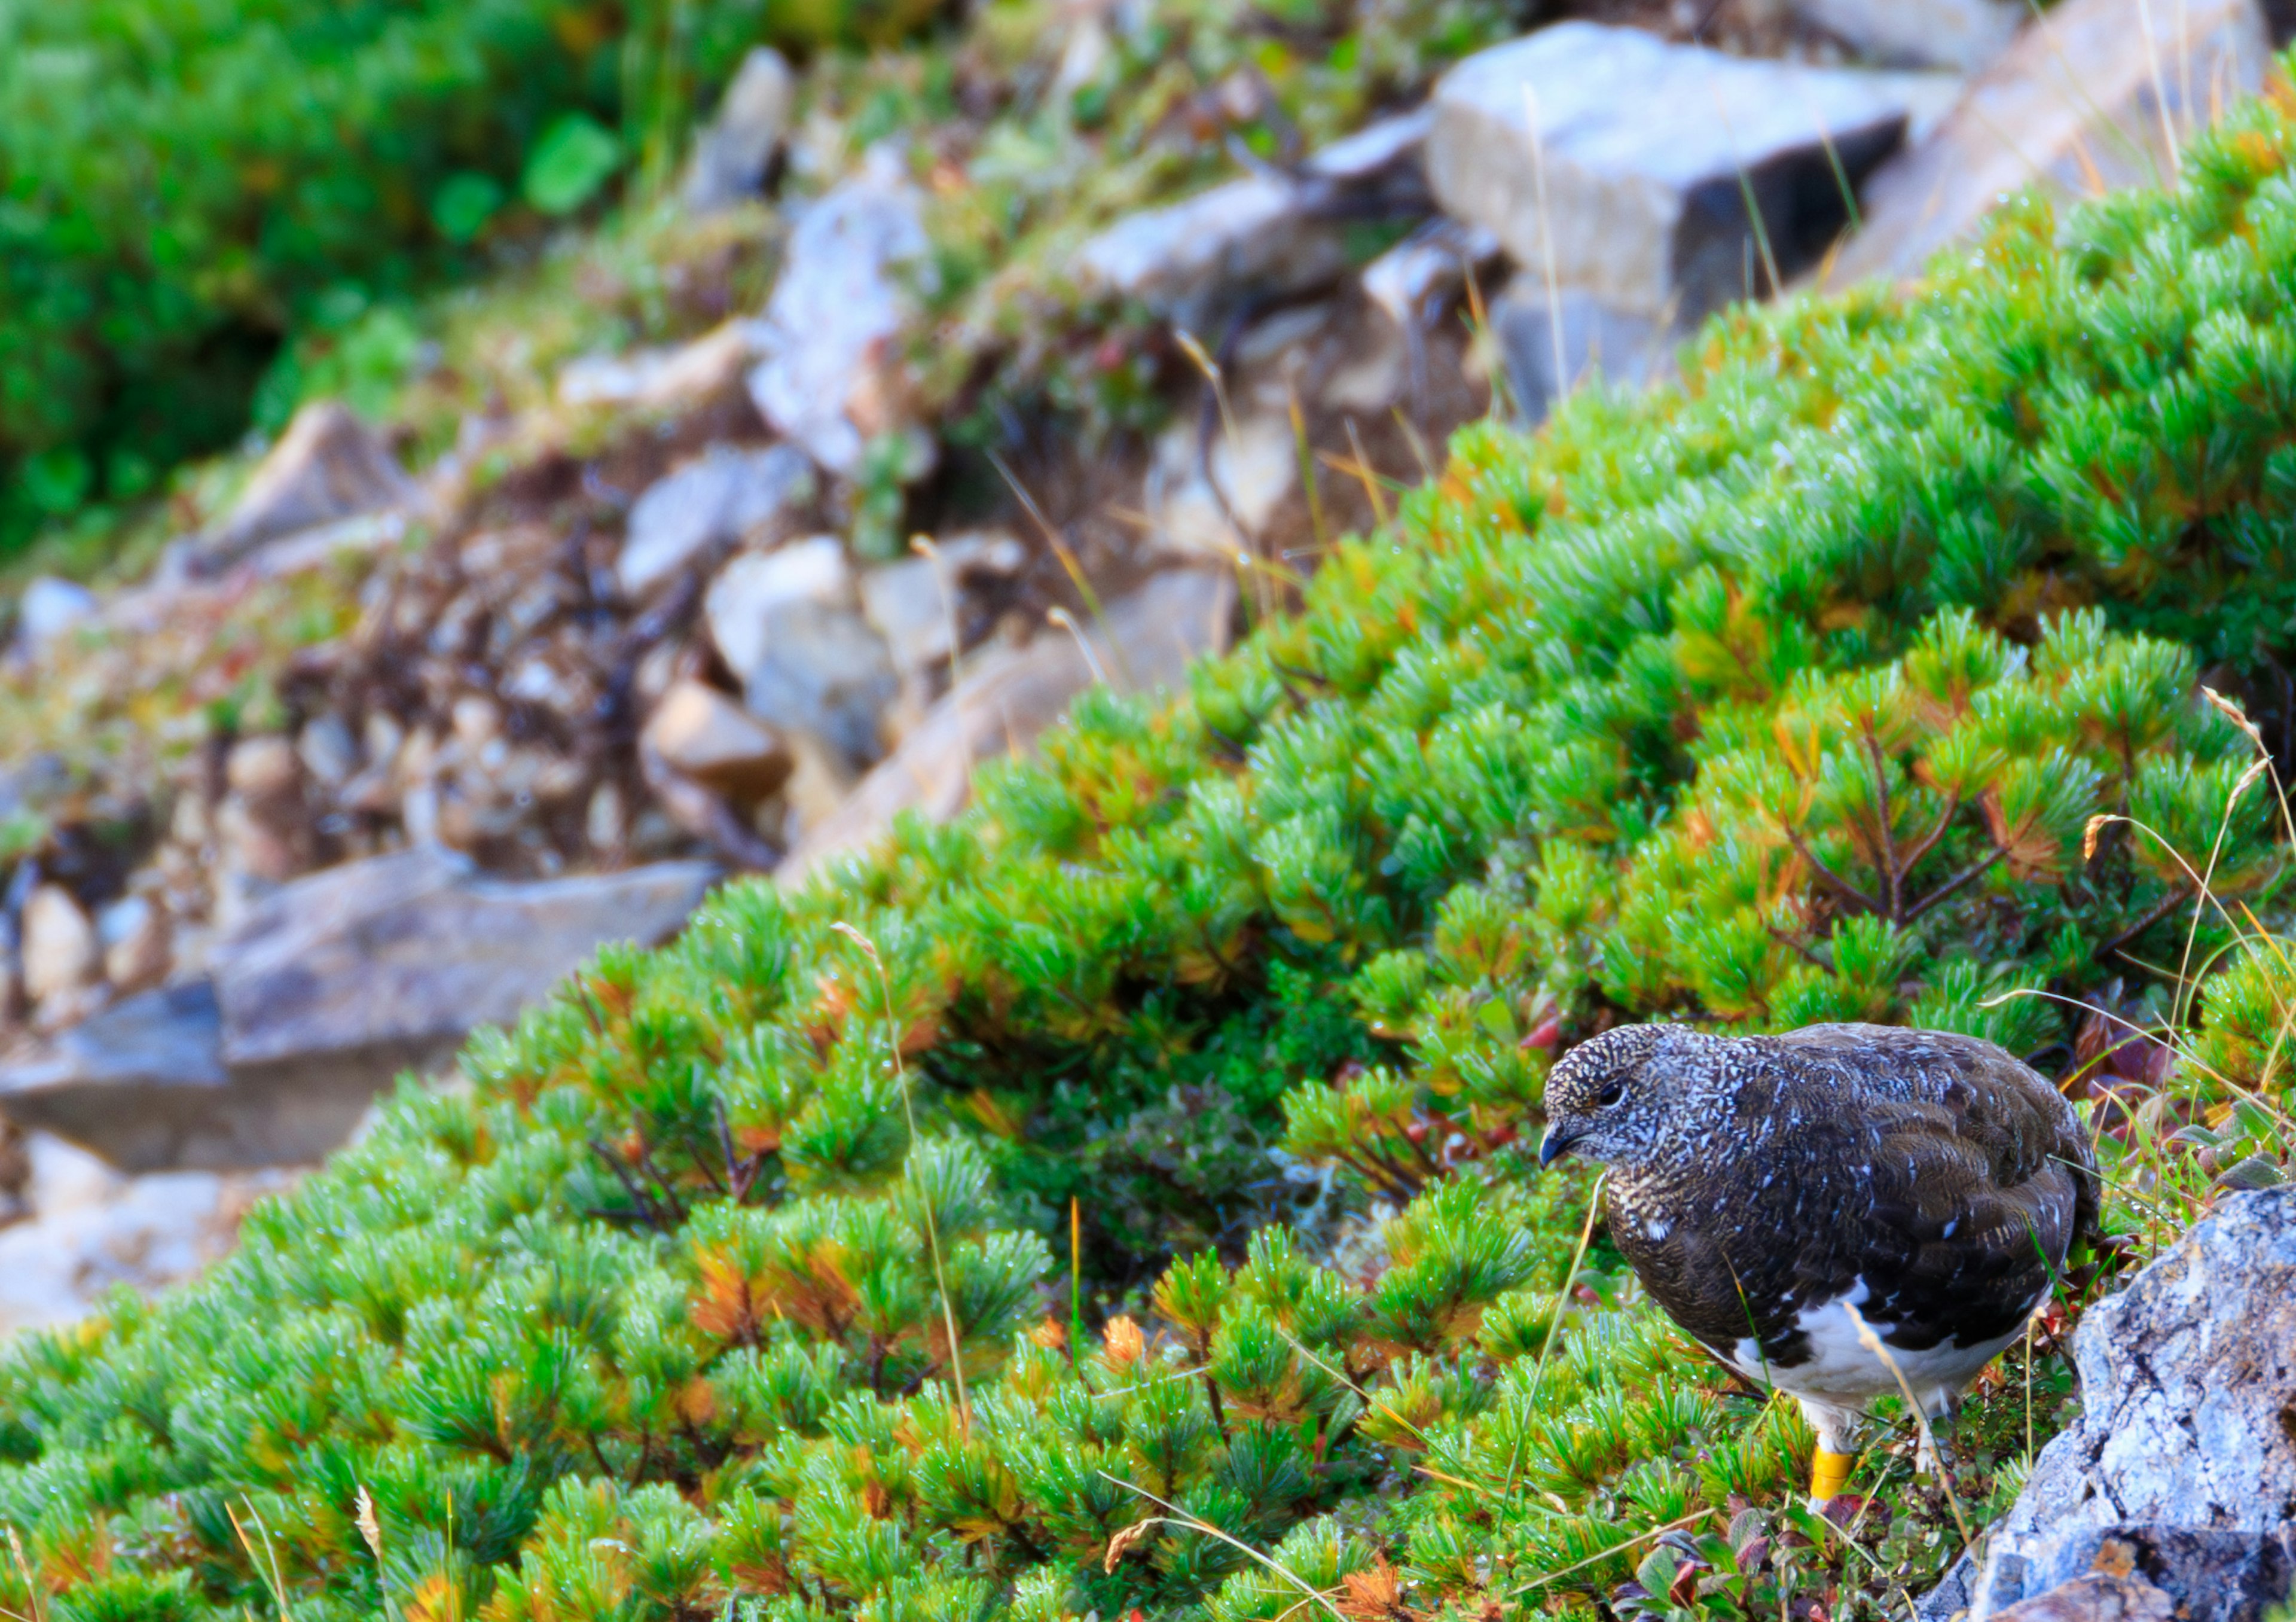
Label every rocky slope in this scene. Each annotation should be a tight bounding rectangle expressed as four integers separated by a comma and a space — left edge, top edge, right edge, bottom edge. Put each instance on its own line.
0, 0, 2272, 1331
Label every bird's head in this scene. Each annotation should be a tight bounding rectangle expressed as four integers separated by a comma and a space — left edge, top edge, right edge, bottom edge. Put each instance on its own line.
1538, 1023, 1690, 1171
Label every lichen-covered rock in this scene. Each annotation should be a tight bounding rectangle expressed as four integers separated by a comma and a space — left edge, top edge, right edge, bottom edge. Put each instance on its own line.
1957, 1190, 2296, 1620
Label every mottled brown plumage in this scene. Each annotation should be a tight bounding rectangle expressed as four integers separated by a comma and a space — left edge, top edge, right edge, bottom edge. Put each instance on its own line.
1540, 1022, 2097, 1455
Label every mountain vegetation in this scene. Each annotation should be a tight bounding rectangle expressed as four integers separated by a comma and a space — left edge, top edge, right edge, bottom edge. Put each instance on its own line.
7, 16, 2296, 1622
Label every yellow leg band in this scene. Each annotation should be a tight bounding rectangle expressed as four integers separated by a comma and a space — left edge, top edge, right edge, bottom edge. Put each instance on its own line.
1809, 1449, 1857, 1502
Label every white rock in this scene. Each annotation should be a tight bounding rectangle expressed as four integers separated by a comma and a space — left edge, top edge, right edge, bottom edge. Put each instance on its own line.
743, 610, 899, 767
1361, 219, 1503, 335
0, 1159, 293, 1339
20, 886, 96, 1005
297, 715, 358, 788
586, 782, 627, 852
617, 443, 815, 599
1790, 0, 2022, 72
25, 1130, 124, 1220
705, 536, 854, 673
15, 577, 98, 651
555, 319, 767, 411
1824, 0, 2269, 289
1426, 23, 1928, 324
860, 557, 958, 675
1143, 414, 1299, 562
1076, 176, 1349, 327
746, 153, 932, 477
97, 895, 170, 994
1965, 1189, 2296, 1618
683, 47, 797, 212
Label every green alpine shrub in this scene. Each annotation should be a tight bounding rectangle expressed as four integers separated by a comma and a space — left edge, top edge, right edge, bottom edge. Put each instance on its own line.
9, 56, 2296, 1622
0, 0, 919, 550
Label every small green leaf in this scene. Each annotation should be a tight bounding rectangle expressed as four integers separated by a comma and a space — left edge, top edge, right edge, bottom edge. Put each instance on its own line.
432, 171, 505, 242
521, 114, 622, 215
1476, 998, 1518, 1043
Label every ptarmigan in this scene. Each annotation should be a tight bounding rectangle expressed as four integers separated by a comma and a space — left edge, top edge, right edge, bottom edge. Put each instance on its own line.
1538, 1022, 2097, 1501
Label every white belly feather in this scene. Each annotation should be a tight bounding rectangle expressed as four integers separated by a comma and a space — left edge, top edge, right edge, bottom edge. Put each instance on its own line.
1725, 1276, 2041, 1417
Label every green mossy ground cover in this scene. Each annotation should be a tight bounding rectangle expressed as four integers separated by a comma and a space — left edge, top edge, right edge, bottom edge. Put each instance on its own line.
15, 75, 2296, 1622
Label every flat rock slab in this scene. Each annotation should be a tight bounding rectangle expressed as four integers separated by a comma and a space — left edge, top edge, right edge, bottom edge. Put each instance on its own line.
1825, 0, 2268, 289
1427, 22, 1928, 324
0, 850, 718, 1170
1956, 1188, 2296, 1620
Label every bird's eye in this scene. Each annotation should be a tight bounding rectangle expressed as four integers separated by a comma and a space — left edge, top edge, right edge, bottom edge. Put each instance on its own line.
1596, 1081, 1625, 1108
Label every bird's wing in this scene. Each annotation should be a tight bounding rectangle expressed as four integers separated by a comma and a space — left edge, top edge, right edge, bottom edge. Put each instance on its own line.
1849, 1080, 2092, 1352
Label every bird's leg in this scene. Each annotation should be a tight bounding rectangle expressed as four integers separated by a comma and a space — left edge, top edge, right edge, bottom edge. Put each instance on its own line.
1798, 1397, 1863, 1506
1914, 1389, 1960, 1482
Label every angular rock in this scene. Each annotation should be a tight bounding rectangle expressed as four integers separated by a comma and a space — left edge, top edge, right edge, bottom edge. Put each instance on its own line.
14, 577, 98, 653
780, 568, 1236, 882
617, 443, 814, 599
1492, 277, 1676, 423
1427, 23, 1925, 325
20, 886, 96, 1005
1144, 414, 1299, 560
1964, 1189, 2296, 1620
215, 846, 717, 1073
641, 679, 792, 798
0, 980, 236, 1171
707, 539, 897, 764
858, 532, 1022, 677
860, 556, 960, 677
1074, 109, 1433, 330
197, 401, 418, 569
1988, 1571, 2174, 1622
0, 851, 718, 1170
556, 319, 765, 412
1791, 0, 2022, 72
1825, 0, 2270, 289
683, 47, 796, 212
746, 153, 932, 476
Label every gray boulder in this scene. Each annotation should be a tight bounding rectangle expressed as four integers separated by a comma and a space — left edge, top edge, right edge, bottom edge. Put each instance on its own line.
617, 442, 813, 598
1791, 0, 2022, 72
683, 47, 795, 212
1426, 23, 1925, 327
1825, 0, 2269, 289
1491, 276, 1675, 424
1945, 1189, 2296, 1621
0, 850, 718, 1170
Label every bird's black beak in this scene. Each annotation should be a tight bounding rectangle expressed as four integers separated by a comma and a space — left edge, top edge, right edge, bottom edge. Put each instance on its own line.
1538, 1126, 1580, 1168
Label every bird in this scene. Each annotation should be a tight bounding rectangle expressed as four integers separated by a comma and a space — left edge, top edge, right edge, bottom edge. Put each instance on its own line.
1537, 1021, 2097, 1504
